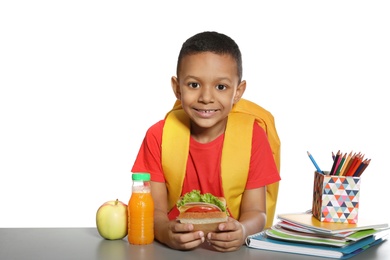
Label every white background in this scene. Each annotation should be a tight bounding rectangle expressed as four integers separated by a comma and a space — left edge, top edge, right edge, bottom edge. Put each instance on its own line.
1, 1, 389, 227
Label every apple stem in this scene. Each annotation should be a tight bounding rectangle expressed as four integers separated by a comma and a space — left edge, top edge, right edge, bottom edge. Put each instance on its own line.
115, 199, 118, 205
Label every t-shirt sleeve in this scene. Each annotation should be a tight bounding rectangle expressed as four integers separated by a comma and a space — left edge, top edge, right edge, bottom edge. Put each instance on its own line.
131, 120, 165, 182
246, 122, 281, 189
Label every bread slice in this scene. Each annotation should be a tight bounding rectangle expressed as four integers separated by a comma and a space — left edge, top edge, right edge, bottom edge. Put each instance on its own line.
179, 216, 228, 233
177, 202, 228, 233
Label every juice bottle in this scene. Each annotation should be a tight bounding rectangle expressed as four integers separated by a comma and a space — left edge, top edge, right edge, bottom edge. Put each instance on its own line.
128, 173, 154, 245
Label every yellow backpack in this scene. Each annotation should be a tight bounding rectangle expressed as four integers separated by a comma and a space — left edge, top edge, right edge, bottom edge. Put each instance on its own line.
161, 98, 280, 228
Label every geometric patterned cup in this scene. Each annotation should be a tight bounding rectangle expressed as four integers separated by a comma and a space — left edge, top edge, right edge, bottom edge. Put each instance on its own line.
312, 171, 361, 224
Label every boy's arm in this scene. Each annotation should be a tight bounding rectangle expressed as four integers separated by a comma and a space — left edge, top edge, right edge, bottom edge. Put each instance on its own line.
206, 187, 266, 252
150, 181, 171, 243
238, 187, 267, 239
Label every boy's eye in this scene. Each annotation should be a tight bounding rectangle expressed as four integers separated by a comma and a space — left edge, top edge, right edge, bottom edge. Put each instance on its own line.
216, 84, 227, 90
188, 82, 199, 88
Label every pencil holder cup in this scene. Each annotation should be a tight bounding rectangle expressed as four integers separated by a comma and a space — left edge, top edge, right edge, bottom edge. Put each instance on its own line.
312, 171, 361, 224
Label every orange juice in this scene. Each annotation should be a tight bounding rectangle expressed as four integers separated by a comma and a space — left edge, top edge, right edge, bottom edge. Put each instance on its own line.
128, 173, 154, 245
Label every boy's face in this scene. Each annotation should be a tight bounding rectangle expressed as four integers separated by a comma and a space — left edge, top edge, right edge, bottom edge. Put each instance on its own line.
172, 52, 246, 140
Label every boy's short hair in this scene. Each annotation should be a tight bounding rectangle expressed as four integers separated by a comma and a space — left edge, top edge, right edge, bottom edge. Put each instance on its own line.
176, 31, 243, 82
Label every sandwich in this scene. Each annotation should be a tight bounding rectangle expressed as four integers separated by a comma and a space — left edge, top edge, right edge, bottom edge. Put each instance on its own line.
176, 190, 229, 233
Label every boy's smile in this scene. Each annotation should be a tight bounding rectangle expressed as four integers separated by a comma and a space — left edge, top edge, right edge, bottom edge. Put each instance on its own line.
193, 108, 219, 118
171, 51, 246, 143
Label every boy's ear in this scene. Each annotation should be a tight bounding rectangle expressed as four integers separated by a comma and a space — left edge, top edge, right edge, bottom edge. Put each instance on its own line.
233, 80, 246, 104
171, 76, 181, 100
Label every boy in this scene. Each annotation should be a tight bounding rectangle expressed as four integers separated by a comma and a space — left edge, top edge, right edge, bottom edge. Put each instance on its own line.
131, 31, 281, 252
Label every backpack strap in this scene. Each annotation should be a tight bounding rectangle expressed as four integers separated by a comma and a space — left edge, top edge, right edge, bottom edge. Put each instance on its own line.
221, 112, 253, 219
161, 108, 190, 212
230, 99, 281, 228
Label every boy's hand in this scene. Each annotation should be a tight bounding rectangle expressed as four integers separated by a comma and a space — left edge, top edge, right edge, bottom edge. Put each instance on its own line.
164, 221, 206, 250
206, 217, 246, 252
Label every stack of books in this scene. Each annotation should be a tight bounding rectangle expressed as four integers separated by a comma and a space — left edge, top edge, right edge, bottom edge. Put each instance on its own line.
246, 212, 389, 259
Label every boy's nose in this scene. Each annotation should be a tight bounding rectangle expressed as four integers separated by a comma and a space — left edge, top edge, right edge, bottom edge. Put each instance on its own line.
198, 86, 214, 103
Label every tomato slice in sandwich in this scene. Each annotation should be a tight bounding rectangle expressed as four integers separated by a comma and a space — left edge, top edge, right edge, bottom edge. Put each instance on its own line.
185, 206, 221, 213
178, 202, 222, 213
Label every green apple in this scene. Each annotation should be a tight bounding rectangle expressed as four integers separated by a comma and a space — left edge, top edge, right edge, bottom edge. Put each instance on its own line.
96, 199, 128, 240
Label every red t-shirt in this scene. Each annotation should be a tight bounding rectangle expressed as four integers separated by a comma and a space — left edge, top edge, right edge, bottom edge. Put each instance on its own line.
131, 120, 280, 220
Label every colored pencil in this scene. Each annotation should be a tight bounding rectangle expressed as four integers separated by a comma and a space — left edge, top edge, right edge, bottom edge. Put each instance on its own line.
333, 152, 343, 175
353, 159, 371, 177
335, 153, 347, 176
307, 151, 323, 174
329, 150, 340, 175
343, 152, 357, 176
346, 153, 363, 176
355, 158, 371, 177
339, 151, 352, 176
353, 159, 367, 177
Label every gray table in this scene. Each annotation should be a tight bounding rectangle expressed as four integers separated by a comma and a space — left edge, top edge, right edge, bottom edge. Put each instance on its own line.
0, 228, 388, 260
